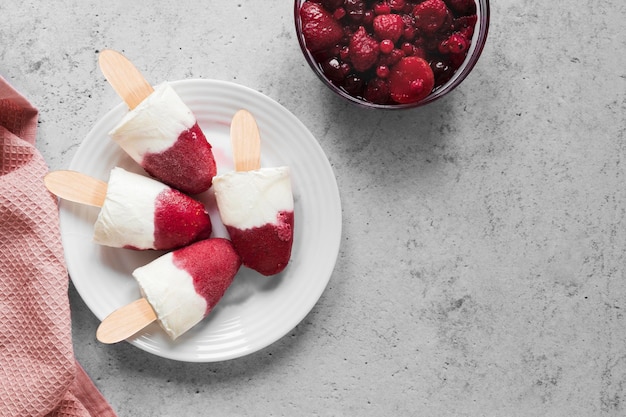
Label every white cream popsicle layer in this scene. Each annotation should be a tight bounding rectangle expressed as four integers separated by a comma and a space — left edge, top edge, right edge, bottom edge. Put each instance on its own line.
108, 82, 217, 195
212, 166, 294, 276
93, 167, 211, 250
134, 251, 206, 340
94, 167, 165, 249
213, 166, 293, 229
109, 83, 194, 159
133, 238, 241, 340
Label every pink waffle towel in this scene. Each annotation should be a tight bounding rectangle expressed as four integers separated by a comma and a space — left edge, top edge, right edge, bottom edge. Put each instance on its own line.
0, 75, 117, 417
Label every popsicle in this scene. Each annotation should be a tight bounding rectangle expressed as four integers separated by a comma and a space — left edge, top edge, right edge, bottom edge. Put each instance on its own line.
99, 49, 217, 195
45, 167, 212, 251
96, 238, 241, 342
212, 110, 294, 276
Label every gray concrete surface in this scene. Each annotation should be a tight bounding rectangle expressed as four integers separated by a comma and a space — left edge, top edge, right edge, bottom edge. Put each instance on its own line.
2, 0, 626, 415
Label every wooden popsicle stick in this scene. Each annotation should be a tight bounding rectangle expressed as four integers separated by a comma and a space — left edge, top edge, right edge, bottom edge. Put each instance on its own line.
96, 298, 157, 344
98, 49, 154, 110
44, 170, 107, 207
230, 109, 261, 172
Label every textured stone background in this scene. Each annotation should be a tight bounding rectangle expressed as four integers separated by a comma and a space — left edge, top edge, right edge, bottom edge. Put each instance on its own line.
2, 0, 626, 415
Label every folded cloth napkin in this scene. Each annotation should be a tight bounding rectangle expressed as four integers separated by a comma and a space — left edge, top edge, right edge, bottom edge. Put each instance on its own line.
0, 75, 117, 417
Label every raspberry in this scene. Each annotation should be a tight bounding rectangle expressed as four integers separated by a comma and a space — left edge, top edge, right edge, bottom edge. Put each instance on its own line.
388, 56, 435, 103
373, 13, 404, 43
438, 32, 468, 54
349, 26, 380, 72
413, 0, 448, 33
300, 2, 344, 52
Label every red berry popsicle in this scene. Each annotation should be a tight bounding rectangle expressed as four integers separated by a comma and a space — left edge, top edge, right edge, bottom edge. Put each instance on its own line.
133, 238, 241, 339
93, 167, 212, 250
213, 167, 294, 276
212, 110, 295, 276
44, 167, 212, 251
97, 238, 242, 342
99, 50, 217, 195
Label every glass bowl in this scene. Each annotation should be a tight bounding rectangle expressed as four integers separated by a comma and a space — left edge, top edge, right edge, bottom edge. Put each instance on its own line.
294, 0, 490, 109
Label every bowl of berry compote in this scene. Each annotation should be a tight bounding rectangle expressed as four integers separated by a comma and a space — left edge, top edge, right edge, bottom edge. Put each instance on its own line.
294, 0, 489, 109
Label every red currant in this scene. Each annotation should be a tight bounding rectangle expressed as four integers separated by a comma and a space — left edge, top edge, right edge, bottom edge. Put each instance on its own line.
380, 39, 395, 54
376, 65, 390, 78
401, 42, 414, 55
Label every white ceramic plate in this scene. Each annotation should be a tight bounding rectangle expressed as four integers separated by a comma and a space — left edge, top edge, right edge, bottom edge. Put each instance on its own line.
60, 79, 342, 362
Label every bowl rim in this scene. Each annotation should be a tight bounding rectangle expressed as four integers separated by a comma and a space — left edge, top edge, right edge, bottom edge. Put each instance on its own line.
294, 0, 491, 110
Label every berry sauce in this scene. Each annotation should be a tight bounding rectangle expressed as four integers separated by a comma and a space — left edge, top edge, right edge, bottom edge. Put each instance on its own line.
299, 0, 478, 105
142, 122, 217, 195
152, 188, 212, 251
226, 210, 294, 276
